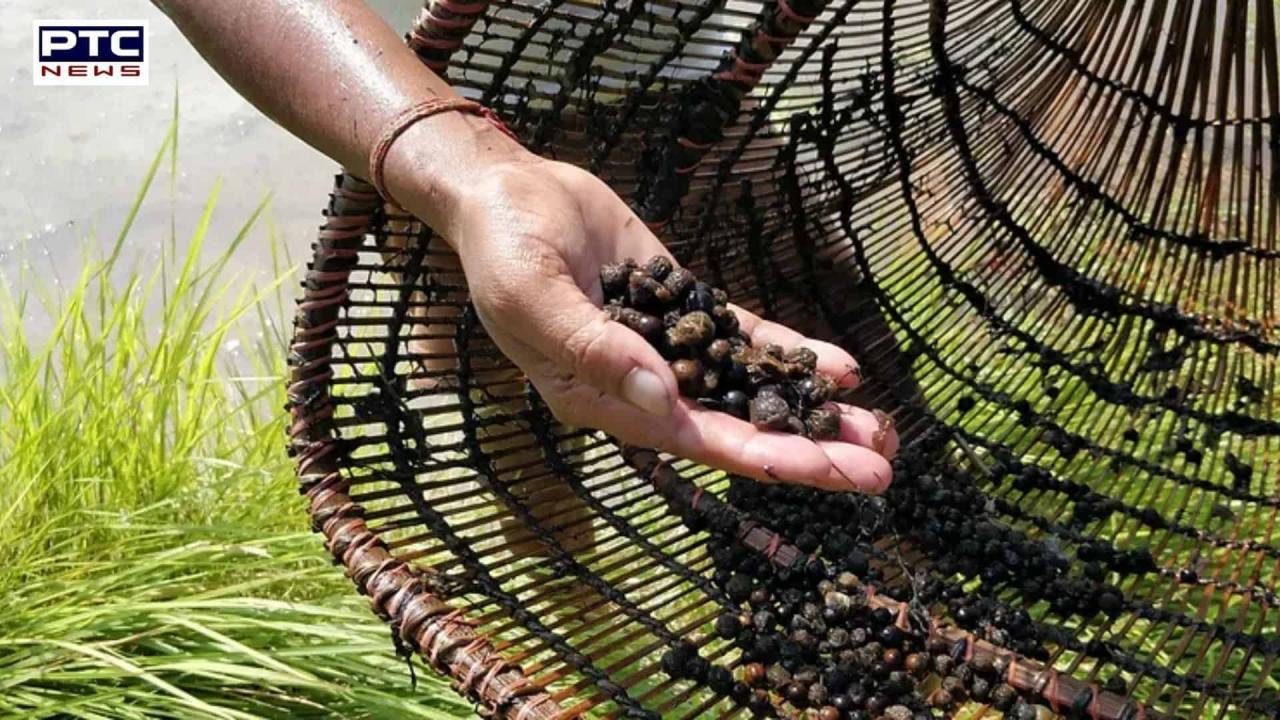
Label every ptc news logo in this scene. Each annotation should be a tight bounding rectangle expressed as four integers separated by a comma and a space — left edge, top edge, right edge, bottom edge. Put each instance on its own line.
33, 20, 149, 86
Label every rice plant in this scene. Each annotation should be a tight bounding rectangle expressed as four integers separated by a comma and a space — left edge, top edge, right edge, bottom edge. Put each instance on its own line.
0, 117, 471, 719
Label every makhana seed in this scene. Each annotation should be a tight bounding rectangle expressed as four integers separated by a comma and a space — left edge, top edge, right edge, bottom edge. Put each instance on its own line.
600, 256, 843, 440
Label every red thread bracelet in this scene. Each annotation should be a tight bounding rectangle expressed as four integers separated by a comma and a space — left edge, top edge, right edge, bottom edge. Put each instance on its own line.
368, 97, 515, 208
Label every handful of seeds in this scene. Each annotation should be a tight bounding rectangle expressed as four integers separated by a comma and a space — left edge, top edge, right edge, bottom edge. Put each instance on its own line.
601, 256, 843, 440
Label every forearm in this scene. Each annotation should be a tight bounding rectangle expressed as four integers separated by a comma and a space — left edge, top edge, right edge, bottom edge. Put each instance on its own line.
155, 0, 525, 232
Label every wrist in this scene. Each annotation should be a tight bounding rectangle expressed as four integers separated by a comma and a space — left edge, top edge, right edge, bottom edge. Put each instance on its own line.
379, 108, 532, 242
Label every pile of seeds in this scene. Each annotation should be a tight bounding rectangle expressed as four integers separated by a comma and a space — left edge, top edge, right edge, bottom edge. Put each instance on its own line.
650, 454, 1066, 720
714, 482, 1041, 718
601, 256, 843, 439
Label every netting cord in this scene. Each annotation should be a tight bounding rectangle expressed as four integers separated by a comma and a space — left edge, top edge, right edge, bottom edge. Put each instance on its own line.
524, 400, 739, 611
288, 175, 565, 719
926, 0, 1279, 355
769, 21, 1280, 705
409, 0, 492, 73
635, 0, 830, 227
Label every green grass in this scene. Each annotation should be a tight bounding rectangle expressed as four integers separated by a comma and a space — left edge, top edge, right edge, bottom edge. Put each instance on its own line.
0, 120, 471, 718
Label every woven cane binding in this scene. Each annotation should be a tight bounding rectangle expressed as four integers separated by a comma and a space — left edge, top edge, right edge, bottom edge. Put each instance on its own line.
287, 0, 1280, 717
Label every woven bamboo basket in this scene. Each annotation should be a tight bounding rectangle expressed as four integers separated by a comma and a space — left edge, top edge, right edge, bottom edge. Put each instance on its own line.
286, 0, 1280, 717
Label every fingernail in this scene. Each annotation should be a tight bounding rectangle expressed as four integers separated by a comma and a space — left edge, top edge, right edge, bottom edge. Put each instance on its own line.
622, 368, 671, 416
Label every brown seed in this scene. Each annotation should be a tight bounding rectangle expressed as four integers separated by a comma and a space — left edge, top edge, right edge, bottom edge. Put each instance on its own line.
667, 311, 716, 348
824, 591, 854, 616
784, 346, 819, 372
933, 654, 955, 676
663, 266, 695, 297
926, 636, 949, 655
605, 305, 662, 343
750, 393, 792, 431
882, 648, 903, 669
929, 689, 954, 708
671, 358, 704, 397
818, 706, 841, 720
732, 345, 789, 384
766, 663, 792, 689
711, 303, 739, 335
904, 653, 929, 676
940, 675, 966, 699
805, 406, 842, 440
742, 662, 766, 687
628, 270, 670, 307
600, 261, 631, 296
706, 338, 733, 364
785, 415, 807, 435
970, 651, 995, 676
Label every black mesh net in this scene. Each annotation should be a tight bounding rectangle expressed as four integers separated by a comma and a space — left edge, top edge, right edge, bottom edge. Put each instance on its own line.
286, 0, 1280, 718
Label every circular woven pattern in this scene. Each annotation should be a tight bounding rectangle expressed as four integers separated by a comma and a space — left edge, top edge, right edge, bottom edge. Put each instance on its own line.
287, 1, 1280, 717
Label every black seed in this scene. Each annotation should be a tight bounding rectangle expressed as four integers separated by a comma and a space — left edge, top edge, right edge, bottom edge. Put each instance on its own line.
600, 261, 631, 297
721, 390, 749, 420
991, 683, 1017, 711
877, 625, 902, 648
725, 573, 754, 601
715, 613, 741, 639
712, 304, 740, 335
684, 282, 717, 314
785, 681, 810, 708
645, 255, 673, 281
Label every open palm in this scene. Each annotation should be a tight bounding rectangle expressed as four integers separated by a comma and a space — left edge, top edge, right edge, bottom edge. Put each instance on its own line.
450, 157, 896, 493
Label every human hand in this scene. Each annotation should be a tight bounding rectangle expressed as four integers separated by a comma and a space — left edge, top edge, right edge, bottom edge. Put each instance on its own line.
387, 117, 896, 493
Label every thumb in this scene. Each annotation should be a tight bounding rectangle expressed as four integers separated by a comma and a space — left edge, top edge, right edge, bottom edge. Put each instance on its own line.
528, 277, 679, 417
